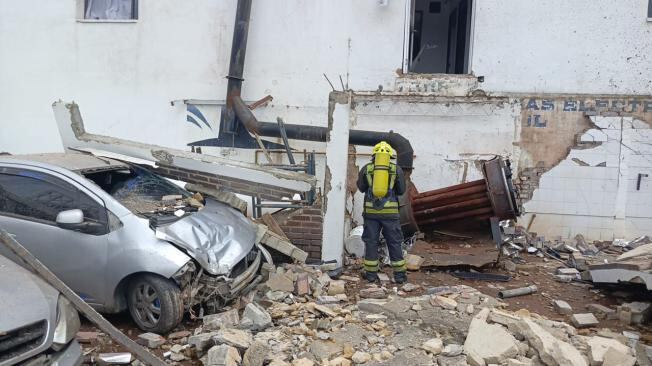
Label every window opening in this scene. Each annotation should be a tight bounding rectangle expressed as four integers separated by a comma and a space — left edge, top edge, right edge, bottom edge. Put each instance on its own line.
84, 0, 138, 20
408, 0, 473, 74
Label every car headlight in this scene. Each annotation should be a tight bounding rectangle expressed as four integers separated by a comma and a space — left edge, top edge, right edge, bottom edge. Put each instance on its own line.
52, 295, 80, 351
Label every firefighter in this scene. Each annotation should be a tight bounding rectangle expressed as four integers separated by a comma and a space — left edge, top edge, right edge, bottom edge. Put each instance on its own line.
356, 141, 407, 284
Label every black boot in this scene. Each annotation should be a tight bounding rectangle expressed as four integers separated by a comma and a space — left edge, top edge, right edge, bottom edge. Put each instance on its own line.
364, 271, 379, 283
394, 271, 407, 284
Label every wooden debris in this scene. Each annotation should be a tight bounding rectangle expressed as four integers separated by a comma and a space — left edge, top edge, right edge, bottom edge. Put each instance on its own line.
262, 213, 289, 240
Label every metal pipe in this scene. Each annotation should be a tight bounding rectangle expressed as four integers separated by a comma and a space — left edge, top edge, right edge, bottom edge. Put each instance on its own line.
412, 185, 487, 207
413, 179, 485, 198
233, 96, 415, 170
223, 0, 253, 133
498, 285, 538, 299
416, 206, 493, 226
412, 192, 488, 211
413, 197, 490, 217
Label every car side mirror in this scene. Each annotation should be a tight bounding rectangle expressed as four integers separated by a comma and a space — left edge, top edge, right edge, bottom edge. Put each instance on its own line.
56, 209, 84, 230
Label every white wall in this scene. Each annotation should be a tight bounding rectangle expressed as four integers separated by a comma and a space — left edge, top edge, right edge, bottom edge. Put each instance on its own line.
2, 0, 652, 242
0, 0, 406, 154
349, 96, 520, 225
472, 0, 652, 94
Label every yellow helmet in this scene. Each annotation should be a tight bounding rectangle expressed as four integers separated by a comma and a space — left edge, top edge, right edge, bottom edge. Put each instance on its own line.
372, 141, 395, 157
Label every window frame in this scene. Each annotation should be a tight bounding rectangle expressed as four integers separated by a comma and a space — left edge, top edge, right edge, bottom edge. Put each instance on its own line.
79, 0, 139, 22
402, 0, 476, 75
0, 167, 110, 235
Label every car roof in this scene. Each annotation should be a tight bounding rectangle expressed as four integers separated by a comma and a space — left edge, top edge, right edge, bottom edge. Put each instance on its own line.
0, 152, 129, 173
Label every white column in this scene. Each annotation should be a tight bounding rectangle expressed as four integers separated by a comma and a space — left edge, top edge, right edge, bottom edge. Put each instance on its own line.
321, 92, 352, 265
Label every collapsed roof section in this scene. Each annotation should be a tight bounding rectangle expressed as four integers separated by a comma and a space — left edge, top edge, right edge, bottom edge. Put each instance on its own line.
52, 101, 316, 197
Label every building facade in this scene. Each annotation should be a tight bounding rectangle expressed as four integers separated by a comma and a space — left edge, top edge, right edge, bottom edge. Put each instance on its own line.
1, 0, 651, 243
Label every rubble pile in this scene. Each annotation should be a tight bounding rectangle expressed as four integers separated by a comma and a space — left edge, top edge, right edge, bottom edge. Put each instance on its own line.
111, 262, 652, 366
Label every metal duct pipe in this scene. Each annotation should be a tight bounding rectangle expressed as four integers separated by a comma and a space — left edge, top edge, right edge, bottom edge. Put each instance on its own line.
233, 96, 415, 170
223, 0, 253, 133
400, 157, 521, 234
498, 285, 538, 299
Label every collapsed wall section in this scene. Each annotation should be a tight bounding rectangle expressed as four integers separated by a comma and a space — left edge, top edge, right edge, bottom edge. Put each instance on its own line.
153, 163, 298, 200
516, 97, 652, 240
274, 201, 324, 262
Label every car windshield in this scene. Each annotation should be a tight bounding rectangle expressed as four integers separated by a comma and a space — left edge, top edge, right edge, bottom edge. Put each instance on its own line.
83, 165, 196, 217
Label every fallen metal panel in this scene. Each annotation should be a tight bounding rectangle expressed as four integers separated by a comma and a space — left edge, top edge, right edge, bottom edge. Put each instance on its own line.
52, 101, 315, 193
589, 266, 652, 290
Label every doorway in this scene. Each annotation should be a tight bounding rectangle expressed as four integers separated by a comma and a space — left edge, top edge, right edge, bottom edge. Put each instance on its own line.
408, 0, 473, 74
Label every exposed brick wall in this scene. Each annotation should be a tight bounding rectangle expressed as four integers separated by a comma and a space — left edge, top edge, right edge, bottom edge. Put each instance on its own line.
150, 164, 300, 200
275, 201, 324, 262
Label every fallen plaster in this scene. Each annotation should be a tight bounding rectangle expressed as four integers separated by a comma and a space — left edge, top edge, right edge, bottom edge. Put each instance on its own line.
52, 101, 316, 193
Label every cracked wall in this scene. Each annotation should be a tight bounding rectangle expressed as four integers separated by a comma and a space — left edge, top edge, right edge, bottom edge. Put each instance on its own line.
523, 113, 652, 241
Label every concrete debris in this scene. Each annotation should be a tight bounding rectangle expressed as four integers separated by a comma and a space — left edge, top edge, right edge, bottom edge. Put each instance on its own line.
586, 304, 616, 320
587, 336, 631, 365
256, 224, 309, 263
242, 341, 270, 366
603, 346, 637, 366
553, 300, 573, 315
185, 183, 248, 214
516, 318, 588, 366
206, 344, 241, 366
441, 344, 464, 357
168, 330, 191, 340
240, 302, 273, 331
359, 287, 387, 299
571, 313, 599, 328
401, 283, 419, 292
189, 332, 219, 351
204, 309, 240, 330
464, 308, 520, 364
617, 301, 651, 325
266, 272, 295, 293
431, 295, 458, 310
421, 338, 443, 354
405, 254, 425, 271
78, 247, 651, 366
327, 280, 346, 295
376, 273, 390, 283
351, 351, 372, 363
213, 328, 253, 350
136, 332, 166, 348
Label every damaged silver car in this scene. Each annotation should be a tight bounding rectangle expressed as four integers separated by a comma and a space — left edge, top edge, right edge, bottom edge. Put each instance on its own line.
0, 153, 262, 333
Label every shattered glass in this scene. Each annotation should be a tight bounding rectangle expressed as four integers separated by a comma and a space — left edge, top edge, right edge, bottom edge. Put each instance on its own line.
108, 166, 192, 216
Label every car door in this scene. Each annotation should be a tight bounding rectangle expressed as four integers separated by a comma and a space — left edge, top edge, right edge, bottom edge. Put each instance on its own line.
0, 166, 110, 307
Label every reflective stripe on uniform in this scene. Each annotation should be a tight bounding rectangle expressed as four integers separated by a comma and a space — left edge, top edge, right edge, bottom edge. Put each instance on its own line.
363, 208, 399, 215
364, 200, 399, 214
364, 201, 398, 207
363, 259, 379, 272
391, 259, 407, 272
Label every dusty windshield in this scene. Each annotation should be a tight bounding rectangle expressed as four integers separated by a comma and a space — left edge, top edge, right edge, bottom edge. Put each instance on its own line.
83, 165, 199, 217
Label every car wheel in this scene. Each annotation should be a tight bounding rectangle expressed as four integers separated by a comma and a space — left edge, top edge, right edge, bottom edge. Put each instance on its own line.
127, 274, 183, 333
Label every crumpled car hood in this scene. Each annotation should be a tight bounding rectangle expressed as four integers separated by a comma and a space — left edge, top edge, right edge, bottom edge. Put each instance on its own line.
155, 199, 256, 275
0, 254, 57, 333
